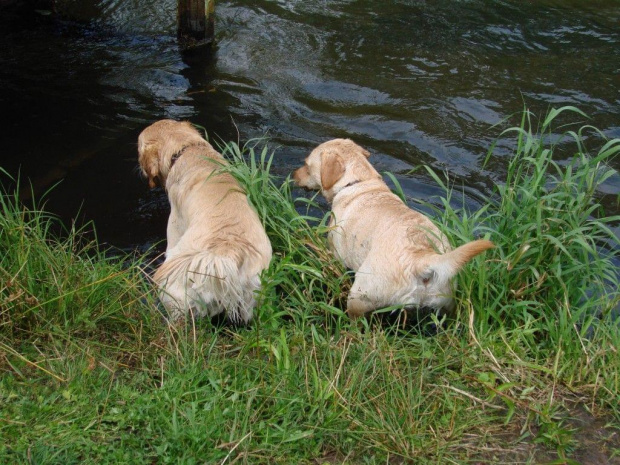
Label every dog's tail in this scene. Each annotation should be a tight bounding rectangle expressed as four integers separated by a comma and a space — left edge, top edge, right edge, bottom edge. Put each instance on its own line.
422, 239, 495, 282
154, 242, 268, 323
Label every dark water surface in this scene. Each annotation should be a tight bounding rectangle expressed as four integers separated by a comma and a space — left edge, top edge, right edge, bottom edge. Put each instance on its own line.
0, 0, 618, 251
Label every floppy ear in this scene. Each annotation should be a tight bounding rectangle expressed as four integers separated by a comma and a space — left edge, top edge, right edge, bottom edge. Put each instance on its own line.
424, 239, 494, 282
140, 142, 161, 189
320, 150, 345, 191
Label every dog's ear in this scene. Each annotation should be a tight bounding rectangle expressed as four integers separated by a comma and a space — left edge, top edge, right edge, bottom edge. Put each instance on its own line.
360, 147, 371, 158
320, 150, 345, 191
423, 239, 494, 282
139, 142, 161, 189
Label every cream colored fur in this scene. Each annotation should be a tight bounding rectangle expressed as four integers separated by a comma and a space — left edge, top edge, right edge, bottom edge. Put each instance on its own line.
138, 120, 272, 323
293, 138, 493, 318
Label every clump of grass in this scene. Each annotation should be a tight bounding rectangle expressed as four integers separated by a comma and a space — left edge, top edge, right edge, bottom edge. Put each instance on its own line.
427, 108, 619, 319
0, 170, 160, 380
423, 105, 619, 413
218, 140, 350, 330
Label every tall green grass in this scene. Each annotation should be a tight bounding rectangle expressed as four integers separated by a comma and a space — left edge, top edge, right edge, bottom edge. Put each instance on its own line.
218, 140, 350, 330
422, 106, 619, 423
425, 108, 619, 349
0, 171, 160, 384
1, 108, 619, 464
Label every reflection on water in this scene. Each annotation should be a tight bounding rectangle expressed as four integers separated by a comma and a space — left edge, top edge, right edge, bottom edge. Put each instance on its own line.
0, 0, 618, 249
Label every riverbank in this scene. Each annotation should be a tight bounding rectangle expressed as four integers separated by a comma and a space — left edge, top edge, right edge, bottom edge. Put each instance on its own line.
1, 108, 619, 463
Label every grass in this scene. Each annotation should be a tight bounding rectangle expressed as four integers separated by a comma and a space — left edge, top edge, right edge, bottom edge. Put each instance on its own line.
1, 107, 619, 464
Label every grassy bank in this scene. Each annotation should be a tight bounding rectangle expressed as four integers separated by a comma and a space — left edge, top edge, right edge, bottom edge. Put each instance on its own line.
1, 108, 619, 464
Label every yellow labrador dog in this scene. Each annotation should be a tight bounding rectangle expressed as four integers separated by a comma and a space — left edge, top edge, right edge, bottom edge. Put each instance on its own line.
293, 139, 493, 318
138, 120, 272, 323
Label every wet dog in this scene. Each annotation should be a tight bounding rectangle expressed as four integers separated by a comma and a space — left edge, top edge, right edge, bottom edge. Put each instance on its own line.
138, 120, 272, 323
293, 138, 493, 318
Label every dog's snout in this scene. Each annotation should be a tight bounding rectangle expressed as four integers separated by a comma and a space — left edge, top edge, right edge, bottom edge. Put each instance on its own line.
293, 165, 312, 188
148, 175, 161, 189
293, 166, 305, 183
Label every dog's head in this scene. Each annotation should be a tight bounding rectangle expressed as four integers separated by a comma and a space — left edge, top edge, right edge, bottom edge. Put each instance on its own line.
137, 119, 207, 188
293, 139, 381, 201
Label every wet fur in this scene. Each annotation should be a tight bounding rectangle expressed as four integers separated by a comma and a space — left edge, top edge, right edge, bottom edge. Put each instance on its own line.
138, 120, 272, 323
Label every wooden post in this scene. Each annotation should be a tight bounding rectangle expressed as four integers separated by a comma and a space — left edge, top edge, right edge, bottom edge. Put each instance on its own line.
177, 0, 215, 47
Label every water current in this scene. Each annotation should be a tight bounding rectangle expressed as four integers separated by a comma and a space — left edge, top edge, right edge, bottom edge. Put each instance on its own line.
0, 0, 618, 251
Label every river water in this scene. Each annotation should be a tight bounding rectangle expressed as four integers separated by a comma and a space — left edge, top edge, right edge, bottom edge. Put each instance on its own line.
0, 0, 618, 251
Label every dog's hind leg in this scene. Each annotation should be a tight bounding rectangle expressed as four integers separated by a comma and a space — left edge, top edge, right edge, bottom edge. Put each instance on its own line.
346, 296, 375, 319
346, 272, 380, 319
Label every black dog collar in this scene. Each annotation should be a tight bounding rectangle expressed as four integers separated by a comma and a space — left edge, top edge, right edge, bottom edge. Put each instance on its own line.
170, 143, 203, 169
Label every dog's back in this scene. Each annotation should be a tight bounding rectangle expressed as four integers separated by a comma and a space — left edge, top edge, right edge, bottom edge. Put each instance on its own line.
293, 138, 493, 318
138, 119, 272, 323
